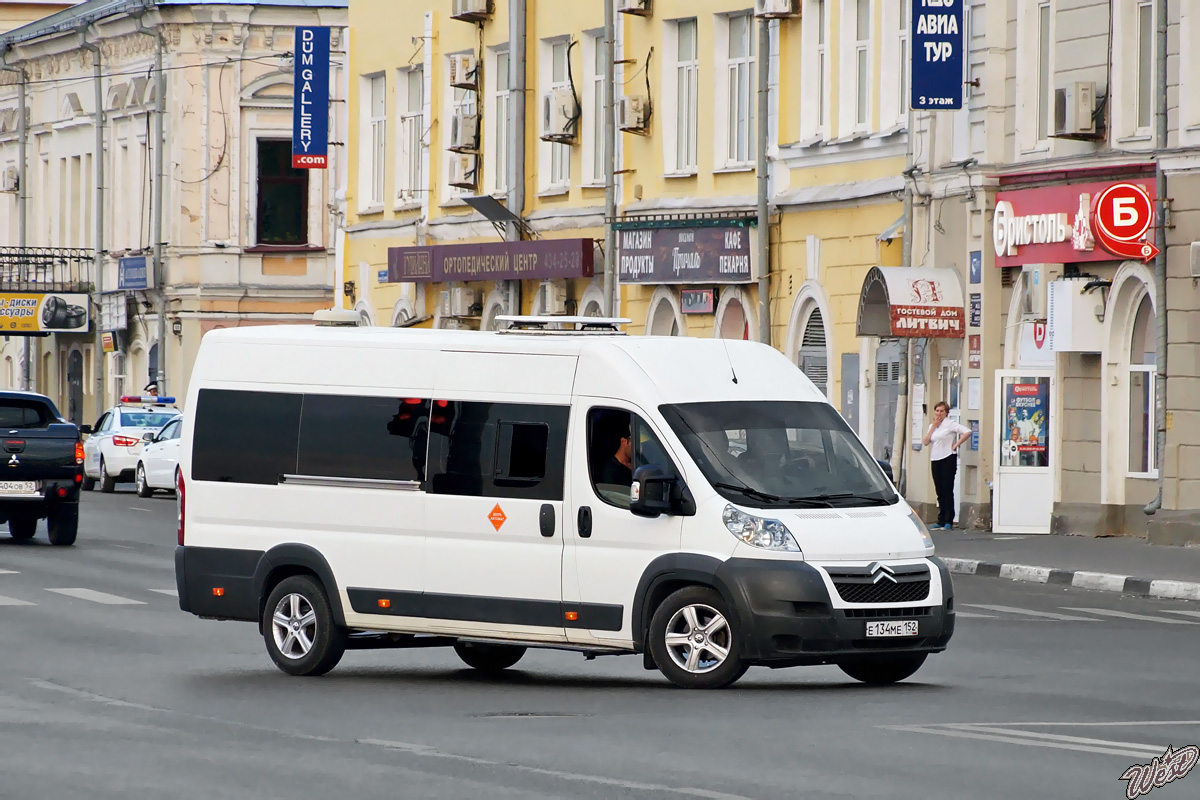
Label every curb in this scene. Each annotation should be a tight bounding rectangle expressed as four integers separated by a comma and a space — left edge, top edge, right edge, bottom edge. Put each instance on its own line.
941, 557, 1200, 602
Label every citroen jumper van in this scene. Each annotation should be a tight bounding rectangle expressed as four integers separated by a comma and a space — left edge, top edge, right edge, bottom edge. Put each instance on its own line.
175, 316, 953, 690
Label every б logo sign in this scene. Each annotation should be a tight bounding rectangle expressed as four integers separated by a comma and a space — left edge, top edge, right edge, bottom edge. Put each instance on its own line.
1091, 183, 1159, 262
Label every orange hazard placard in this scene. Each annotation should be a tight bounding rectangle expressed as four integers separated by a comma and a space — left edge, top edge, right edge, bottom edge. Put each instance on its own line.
488, 505, 507, 531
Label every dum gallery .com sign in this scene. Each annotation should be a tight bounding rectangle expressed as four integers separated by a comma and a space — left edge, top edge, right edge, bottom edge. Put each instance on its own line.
617, 226, 754, 284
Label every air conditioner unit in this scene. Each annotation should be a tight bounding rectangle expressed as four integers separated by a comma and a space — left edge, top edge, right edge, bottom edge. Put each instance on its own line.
449, 111, 479, 153
448, 154, 477, 191
541, 88, 578, 143
450, 0, 493, 23
617, 0, 652, 16
617, 95, 649, 133
755, 0, 797, 18
537, 281, 568, 315
448, 54, 478, 91
0, 166, 17, 193
446, 287, 482, 317
1053, 81, 1100, 140
1019, 263, 1063, 320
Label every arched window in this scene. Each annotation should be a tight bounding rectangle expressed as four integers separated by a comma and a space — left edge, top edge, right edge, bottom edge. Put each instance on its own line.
717, 297, 750, 340
797, 307, 828, 395
647, 294, 681, 336
1128, 294, 1156, 475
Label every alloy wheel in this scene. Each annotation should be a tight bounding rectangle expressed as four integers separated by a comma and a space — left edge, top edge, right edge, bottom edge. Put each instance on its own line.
271, 593, 318, 660
664, 603, 732, 674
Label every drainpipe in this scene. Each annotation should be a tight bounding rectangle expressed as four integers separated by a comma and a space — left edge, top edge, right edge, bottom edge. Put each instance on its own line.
0, 52, 29, 389
892, 106, 917, 494
135, 14, 166, 396
755, 17, 771, 344
506, 0, 526, 316
603, 0, 616, 316
79, 30, 105, 408
1145, 0, 1168, 516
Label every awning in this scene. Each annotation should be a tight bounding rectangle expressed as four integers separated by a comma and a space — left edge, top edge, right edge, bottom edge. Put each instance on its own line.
855, 266, 966, 339
877, 214, 905, 243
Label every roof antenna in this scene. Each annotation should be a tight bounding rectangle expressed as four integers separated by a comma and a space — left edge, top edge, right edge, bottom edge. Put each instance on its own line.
721, 340, 739, 384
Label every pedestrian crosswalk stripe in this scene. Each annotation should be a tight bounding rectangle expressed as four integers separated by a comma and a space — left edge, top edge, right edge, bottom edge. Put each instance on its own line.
148, 589, 177, 596
45, 588, 146, 605
0, 594, 34, 606
961, 604, 1100, 621
0, 569, 18, 575
1061, 607, 1198, 625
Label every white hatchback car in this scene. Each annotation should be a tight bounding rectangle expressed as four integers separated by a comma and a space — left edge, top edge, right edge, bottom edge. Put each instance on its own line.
82, 396, 180, 492
135, 416, 183, 497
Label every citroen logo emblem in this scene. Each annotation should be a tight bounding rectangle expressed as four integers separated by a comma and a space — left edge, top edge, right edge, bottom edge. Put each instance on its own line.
867, 561, 898, 584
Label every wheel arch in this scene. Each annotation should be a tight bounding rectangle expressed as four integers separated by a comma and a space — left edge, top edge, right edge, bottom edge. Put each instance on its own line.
631, 553, 738, 653
253, 544, 347, 633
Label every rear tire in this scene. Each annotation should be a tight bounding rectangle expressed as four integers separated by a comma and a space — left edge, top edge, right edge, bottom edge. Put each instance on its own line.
648, 586, 748, 690
135, 464, 153, 498
262, 575, 347, 677
453, 641, 527, 673
837, 653, 928, 685
99, 459, 116, 493
47, 504, 78, 546
81, 476, 96, 491
8, 515, 37, 540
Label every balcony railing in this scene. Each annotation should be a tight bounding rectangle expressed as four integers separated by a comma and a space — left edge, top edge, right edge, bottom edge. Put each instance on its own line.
0, 247, 94, 293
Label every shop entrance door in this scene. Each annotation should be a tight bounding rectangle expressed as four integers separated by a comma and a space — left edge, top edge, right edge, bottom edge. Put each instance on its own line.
992, 370, 1054, 534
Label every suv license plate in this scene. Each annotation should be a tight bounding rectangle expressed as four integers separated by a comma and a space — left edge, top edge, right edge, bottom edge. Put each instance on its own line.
866, 620, 919, 638
0, 481, 37, 494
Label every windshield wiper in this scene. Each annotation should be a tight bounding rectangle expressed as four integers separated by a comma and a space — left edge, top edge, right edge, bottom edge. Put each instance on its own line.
798, 492, 894, 507
711, 482, 835, 508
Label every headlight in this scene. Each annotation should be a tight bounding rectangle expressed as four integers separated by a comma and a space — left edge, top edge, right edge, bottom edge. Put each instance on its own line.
722, 505, 801, 552
909, 511, 935, 551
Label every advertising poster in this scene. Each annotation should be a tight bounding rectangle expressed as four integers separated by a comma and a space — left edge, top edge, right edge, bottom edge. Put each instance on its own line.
1002, 380, 1049, 467
0, 293, 90, 334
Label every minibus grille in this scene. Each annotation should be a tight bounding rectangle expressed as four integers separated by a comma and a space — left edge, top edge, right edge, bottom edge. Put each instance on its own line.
826, 564, 931, 604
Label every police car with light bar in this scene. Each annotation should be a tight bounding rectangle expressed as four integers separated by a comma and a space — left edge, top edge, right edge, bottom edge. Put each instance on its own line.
81, 396, 180, 493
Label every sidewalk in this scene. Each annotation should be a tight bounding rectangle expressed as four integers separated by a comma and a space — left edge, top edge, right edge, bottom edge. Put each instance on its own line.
931, 531, 1200, 601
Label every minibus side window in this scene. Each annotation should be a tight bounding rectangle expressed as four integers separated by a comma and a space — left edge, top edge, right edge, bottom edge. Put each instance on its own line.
297, 395, 430, 482
192, 388, 301, 484
586, 407, 678, 510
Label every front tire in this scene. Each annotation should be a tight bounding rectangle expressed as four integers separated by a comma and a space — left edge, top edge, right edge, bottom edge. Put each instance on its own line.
9, 515, 37, 540
453, 641, 527, 673
262, 575, 347, 677
47, 504, 78, 546
648, 586, 748, 690
99, 459, 116, 493
135, 464, 153, 498
838, 653, 928, 685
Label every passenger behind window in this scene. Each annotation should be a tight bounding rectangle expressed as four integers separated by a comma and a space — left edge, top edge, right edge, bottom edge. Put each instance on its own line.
596, 418, 633, 488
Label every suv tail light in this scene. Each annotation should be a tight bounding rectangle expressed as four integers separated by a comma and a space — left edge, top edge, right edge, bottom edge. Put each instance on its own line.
74, 442, 85, 465
176, 471, 186, 546
113, 435, 139, 448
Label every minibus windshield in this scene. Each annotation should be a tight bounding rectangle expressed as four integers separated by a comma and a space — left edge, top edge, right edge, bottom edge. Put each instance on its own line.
660, 401, 898, 509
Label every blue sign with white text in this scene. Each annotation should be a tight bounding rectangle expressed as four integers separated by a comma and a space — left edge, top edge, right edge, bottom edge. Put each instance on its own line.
292, 26, 330, 169
911, 0, 965, 111
118, 256, 148, 291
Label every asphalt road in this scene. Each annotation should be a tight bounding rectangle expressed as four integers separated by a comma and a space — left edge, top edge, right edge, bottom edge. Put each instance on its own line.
1, 489, 1198, 800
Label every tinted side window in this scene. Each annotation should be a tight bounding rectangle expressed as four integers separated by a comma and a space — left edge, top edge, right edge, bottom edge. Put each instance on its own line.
192, 389, 301, 484
427, 401, 568, 500
587, 407, 679, 509
298, 395, 430, 482
0, 401, 52, 429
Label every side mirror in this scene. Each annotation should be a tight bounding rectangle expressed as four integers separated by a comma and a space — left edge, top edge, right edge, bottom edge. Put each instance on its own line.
876, 459, 895, 483
630, 464, 696, 519
79, 424, 93, 435
142, 432, 156, 443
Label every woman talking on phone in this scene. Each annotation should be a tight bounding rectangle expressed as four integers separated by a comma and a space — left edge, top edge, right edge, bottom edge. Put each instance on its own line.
922, 401, 972, 530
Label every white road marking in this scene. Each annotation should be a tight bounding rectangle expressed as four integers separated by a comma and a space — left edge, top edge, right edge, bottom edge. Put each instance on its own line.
881, 723, 1171, 758
359, 739, 752, 799
128, 507, 151, 513
941, 724, 1167, 755
0, 569, 18, 574
0, 595, 34, 606
148, 589, 177, 596
1061, 607, 1198, 625
45, 588, 146, 605
1160, 609, 1200, 619
960, 604, 1100, 621
1070, 572, 1128, 592
953, 611, 996, 618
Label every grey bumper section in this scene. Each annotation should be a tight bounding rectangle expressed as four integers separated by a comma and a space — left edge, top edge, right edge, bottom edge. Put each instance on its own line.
942, 557, 1200, 601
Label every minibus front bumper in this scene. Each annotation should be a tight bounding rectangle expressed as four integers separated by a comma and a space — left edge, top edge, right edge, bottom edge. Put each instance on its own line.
712, 556, 955, 666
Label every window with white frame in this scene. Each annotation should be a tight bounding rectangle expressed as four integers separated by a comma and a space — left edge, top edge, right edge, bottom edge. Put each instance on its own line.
396, 67, 425, 204
880, 0, 907, 129
544, 39, 571, 190
368, 74, 386, 208
446, 54, 478, 197
676, 18, 699, 172
899, 2, 908, 118
1036, 1, 1051, 141
586, 32, 605, 185
1017, 0, 1054, 149
801, 0, 829, 140
1182, 2, 1200, 137
1128, 294, 1156, 475
1135, 1, 1153, 132
723, 13, 755, 166
854, 0, 871, 130
490, 48, 511, 195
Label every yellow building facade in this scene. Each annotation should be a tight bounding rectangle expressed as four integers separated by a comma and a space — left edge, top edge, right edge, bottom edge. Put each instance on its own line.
347, 0, 911, 468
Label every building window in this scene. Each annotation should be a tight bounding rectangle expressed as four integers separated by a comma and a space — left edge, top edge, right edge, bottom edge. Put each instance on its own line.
899, 1, 908, 117
549, 40, 571, 188
676, 18, 699, 172
1136, 0, 1154, 132
817, 0, 827, 130
368, 74, 386, 207
801, 0, 829, 140
725, 13, 755, 166
256, 140, 308, 245
854, 0, 871, 129
1128, 294, 1156, 476
1037, 2, 1051, 141
798, 307, 828, 396
396, 67, 425, 204
490, 49, 511, 195
448, 56, 478, 197
587, 32, 605, 185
